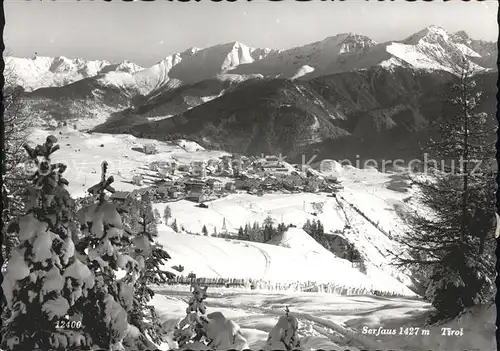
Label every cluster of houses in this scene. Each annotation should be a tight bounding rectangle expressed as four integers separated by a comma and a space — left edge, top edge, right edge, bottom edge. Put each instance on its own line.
124, 154, 343, 204
144, 154, 290, 180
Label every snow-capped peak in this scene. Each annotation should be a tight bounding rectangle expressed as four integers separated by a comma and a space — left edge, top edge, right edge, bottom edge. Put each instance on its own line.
383, 26, 487, 75
140, 41, 274, 84
5, 55, 114, 91
336, 33, 377, 53
100, 60, 144, 75
402, 25, 449, 45
8, 26, 496, 93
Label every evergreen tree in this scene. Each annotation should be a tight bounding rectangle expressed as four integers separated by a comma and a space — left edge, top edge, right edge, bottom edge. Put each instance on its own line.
243, 223, 250, 241
277, 223, 287, 235
138, 192, 158, 237
173, 283, 249, 349
117, 196, 141, 234
1, 136, 95, 351
163, 205, 172, 224
262, 216, 275, 243
237, 226, 245, 240
128, 231, 175, 347
310, 220, 318, 240
173, 283, 210, 349
222, 217, 227, 234
265, 306, 301, 351
302, 219, 312, 235
202, 225, 209, 236
394, 59, 496, 321
315, 220, 324, 238
248, 221, 263, 242
109, 190, 177, 347
171, 219, 179, 233
358, 260, 368, 275
76, 161, 145, 350
153, 208, 161, 224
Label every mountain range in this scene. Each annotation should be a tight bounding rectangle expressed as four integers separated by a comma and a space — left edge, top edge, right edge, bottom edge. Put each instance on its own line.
8, 25, 497, 161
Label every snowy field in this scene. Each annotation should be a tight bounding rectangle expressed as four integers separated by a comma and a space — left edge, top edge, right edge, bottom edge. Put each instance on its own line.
150, 288, 495, 351
26, 127, 229, 198
155, 226, 414, 295
154, 188, 416, 292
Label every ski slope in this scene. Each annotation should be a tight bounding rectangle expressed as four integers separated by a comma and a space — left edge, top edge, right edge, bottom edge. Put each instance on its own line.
155, 185, 415, 290
156, 226, 414, 296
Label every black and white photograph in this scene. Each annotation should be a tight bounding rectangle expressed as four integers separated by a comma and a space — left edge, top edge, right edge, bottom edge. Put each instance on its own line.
1, 1, 498, 350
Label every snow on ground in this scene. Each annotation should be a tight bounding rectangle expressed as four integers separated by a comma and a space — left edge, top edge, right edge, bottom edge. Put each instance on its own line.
26, 128, 227, 198
155, 182, 414, 289
175, 139, 205, 152
386, 43, 452, 72
26, 128, 418, 291
22, 128, 495, 350
147, 115, 173, 122
155, 225, 414, 295
291, 65, 315, 80
150, 288, 494, 351
267, 227, 333, 255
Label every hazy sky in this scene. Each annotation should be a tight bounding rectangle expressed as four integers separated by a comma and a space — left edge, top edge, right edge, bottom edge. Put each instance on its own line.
4, 0, 498, 67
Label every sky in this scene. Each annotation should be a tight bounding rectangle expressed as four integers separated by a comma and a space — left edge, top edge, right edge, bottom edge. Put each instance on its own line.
4, 0, 498, 67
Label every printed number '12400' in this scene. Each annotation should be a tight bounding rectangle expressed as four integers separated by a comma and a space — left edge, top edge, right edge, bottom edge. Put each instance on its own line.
55, 320, 82, 329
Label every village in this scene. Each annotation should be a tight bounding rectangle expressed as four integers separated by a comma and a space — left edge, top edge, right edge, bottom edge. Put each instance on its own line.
111, 143, 344, 205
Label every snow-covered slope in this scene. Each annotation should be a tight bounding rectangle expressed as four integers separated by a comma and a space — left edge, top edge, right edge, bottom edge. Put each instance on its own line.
268, 227, 332, 253
382, 26, 487, 73
25, 128, 229, 197
166, 42, 277, 83
76, 42, 276, 97
154, 225, 414, 295
230, 33, 376, 79
230, 26, 493, 78
155, 188, 413, 290
6, 55, 144, 91
98, 60, 144, 74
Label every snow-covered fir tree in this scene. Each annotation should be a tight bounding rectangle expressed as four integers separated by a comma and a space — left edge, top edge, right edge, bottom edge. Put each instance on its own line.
173, 283, 211, 349
153, 209, 161, 224
163, 205, 172, 224
107, 189, 177, 348
237, 226, 245, 240
173, 284, 249, 350
171, 219, 179, 233
76, 161, 145, 350
134, 192, 158, 237
395, 58, 496, 322
1, 135, 95, 351
265, 306, 301, 350
125, 193, 176, 347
